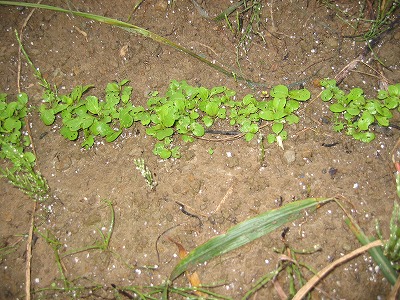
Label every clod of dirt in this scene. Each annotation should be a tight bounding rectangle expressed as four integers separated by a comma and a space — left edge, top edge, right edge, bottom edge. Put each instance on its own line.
284, 150, 296, 164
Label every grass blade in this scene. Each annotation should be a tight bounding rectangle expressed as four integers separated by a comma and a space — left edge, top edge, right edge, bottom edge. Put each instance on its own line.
344, 217, 398, 285
0, 1, 252, 84
170, 198, 332, 280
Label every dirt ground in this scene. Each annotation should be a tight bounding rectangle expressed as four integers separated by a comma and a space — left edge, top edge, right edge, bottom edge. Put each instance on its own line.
1, 0, 400, 299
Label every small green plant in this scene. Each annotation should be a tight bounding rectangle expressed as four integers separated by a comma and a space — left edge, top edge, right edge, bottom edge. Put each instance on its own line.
320, 79, 400, 142
0, 92, 48, 201
144, 80, 310, 157
38, 79, 149, 149
382, 201, 400, 265
134, 158, 157, 190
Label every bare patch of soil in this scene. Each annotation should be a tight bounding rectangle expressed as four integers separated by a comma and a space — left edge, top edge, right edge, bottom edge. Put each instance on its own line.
1, 1, 400, 299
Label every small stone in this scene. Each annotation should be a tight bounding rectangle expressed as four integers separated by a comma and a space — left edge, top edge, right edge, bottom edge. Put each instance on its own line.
283, 150, 296, 164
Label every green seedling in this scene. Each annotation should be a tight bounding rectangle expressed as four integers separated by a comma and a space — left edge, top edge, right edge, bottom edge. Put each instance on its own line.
321, 78, 400, 143
134, 158, 157, 190
38, 79, 144, 149
0, 92, 49, 201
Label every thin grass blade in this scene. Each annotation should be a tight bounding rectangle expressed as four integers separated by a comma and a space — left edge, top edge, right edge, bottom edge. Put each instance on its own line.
170, 198, 332, 280
344, 217, 398, 285
0, 1, 253, 84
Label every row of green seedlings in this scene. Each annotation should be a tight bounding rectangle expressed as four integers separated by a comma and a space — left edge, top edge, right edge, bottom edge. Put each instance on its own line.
2, 79, 400, 161
38, 79, 400, 159
37, 79, 311, 159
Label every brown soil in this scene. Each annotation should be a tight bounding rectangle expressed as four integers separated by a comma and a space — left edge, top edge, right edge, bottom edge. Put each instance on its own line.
1, 1, 400, 299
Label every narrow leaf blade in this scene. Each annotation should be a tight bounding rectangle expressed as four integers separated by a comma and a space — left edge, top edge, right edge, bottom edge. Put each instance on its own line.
170, 198, 331, 280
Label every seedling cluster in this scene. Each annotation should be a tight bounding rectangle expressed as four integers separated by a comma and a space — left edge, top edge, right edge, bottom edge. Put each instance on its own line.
321, 79, 400, 142
0, 93, 48, 201
39, 80, 138, 149
36, 78, 312, 159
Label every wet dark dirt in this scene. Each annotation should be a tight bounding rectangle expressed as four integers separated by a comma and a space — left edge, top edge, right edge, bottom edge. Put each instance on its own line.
1, 0, 400, 299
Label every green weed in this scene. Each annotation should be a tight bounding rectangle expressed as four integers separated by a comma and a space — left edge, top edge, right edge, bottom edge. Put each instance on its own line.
0, 92, 49, 201
320, 78, 400, 143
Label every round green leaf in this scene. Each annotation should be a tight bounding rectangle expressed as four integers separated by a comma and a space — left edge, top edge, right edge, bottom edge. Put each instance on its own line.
106, 130, 123, 142
347, 88, 364, 101
321, 89, 333, 101
245, 132, 255, 141
357, 111, 374, 130
86, 96, 101, 114
267, 134, 276, 143
17, 93, 28, 105
272, 97, 286, 111
120, 109, 134, 128
272, 122, 284, 135
155, 128, 174, 140
3, 117, 21, 131
243, 94, 256, 105
259, 110, 274, 121
375, 115, 389, 127
40, 107, 56, 125
205, 102, 219, 117
329, 103, 346, 113
289, 89, 310, 101
90, 120, 114, 137
60, 126, 78, 140
217, 108, 226, 119
377, 90, 388, 100
191, 122, 205, 137
270, 85, 289, 98
202, 115, 213, 127
64, 118, 82, 131
285, 114, 299, 124
346, 107, 360, 116
388, 84, 400, 97
82, 135, 95, 149
353, 132, 375, 143
384, 96, 399, 109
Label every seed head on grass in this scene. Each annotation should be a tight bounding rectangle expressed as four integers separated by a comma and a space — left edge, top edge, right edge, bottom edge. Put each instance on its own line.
134, 158, 157, 190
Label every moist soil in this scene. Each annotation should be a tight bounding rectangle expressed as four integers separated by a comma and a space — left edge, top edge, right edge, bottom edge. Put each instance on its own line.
1, 1, 400, 299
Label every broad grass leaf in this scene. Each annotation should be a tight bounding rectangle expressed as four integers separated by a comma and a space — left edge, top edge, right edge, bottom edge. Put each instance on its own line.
24, 151, 36, 163
170, 198, 331, 280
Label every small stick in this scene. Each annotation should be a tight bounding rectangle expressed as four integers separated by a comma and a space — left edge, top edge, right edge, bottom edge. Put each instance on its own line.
17, 4, 42, 300
25, 201, 37, 300
211, 184, 234, 214
292, 240, 383, 300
